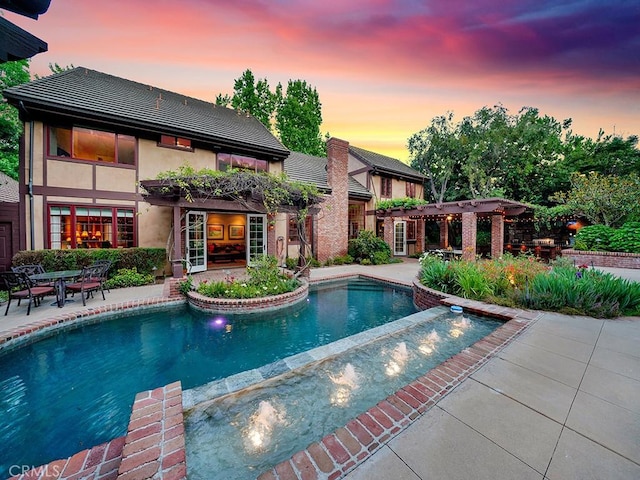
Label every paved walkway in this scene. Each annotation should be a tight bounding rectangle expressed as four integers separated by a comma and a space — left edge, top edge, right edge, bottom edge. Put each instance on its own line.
2, 260, 639, 480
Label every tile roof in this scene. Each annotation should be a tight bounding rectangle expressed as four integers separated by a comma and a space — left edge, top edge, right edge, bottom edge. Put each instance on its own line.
3, 67, 289, 159
349, 145, 425, 182
0, 171, 19, 203
284, 152, 371, 199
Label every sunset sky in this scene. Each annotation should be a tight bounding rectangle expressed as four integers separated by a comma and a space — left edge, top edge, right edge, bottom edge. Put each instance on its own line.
4, 0, 639, 161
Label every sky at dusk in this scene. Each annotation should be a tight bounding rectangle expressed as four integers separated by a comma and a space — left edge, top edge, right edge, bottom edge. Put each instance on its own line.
4, 0, 640, 161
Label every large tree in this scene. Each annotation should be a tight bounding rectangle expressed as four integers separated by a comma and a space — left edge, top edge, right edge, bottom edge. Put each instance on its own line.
275, 79, 325, 156
215, 69, 276, 129
0, 59, 30, 179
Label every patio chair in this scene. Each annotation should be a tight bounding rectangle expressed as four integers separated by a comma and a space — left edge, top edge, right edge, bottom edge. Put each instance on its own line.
89, 260, 112, 292
65, 265, 106, 306
12, 264, 55, 287
0, 271, 58, 316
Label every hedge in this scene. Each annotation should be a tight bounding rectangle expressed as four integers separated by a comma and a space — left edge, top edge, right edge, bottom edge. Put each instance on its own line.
12, 248, 167, 279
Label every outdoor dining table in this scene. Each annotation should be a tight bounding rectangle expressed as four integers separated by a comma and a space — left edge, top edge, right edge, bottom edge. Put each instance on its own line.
29, 269, 82, 307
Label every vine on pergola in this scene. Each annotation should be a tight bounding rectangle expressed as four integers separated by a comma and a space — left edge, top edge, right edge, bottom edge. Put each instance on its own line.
150, 165, 323, 219
143, 165, 323, 274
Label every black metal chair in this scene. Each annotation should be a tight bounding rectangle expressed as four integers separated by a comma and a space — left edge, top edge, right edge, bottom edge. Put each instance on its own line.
12, 264, 55, 287
0, 271, 57, 315
89, 260, 112, 292
65, 265, 106, 306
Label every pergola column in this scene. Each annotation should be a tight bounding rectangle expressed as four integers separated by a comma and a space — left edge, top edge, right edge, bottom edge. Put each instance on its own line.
416, 219, 425, 254
171, 206, 183, 278
491, 214, 505, 259
383, 216, 394, 254
439, 220, 449, 248
461, 212, 477, 261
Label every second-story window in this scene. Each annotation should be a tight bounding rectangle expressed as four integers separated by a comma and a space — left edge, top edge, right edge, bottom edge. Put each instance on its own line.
381, 176, 392, 197
159, 135, 192, 150
406, 182, 416, 198
48, 126, 135, 165
218, 153, 268, 173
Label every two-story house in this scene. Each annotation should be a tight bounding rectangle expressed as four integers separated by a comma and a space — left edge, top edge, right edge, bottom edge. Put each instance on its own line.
5, 67, 427, 275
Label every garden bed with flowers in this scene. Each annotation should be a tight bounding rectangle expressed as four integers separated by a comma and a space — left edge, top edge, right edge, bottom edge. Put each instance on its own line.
178, 255, 308, 314
418, 252, 640, 318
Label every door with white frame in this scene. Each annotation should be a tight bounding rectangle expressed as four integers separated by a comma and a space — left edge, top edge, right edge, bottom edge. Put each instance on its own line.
186, 211, 207, 273
393, 220, 407, 256
247, 214, 267, 262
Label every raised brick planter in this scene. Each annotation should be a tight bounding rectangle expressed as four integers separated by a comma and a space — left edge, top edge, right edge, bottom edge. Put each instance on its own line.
186, 280, 309, 314
562, 249, 640, 269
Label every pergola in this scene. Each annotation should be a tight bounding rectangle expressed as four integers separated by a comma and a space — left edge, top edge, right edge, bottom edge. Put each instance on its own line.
376, 197, 529, 261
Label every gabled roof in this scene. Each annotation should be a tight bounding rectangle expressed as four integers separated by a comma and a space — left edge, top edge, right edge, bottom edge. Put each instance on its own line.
0, 171, 19, 203
3, 67, 290, 159
349, 145, 425, 182
284, 152, 372, 200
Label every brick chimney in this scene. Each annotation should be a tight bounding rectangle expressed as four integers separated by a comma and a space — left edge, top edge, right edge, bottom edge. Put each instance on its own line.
317, 137, 349, 262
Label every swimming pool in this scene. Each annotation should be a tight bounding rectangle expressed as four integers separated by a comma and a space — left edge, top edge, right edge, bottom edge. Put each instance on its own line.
0, 278, 416, 477
185, 308, 503, 480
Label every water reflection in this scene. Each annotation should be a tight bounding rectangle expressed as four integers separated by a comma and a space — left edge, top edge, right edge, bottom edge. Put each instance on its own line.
329, 363, 359, 406
242, 401, 286, 453
385, 342, 408, 377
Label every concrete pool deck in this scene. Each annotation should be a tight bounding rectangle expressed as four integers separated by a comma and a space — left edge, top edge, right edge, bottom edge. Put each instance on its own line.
2, 260, 639, 479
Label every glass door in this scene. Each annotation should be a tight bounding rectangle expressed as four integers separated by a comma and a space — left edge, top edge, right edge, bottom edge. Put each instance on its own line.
394, 220, 407, 256
247, 214, 267, 262
186, 211, 207, 273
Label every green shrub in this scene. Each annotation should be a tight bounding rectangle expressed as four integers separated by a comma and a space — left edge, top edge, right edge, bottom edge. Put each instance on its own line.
331, 254, 354, 265
12, 248, 166, 279
176, 276, 194, 295
285, 257, 298, 270
574, 225, 615, 251
609, 222, 640, 253
104, 267, 155, 289
348, 230, 392, 264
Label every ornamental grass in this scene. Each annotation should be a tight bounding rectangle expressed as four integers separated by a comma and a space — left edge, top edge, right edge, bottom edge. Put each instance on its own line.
419, 253, 640, 318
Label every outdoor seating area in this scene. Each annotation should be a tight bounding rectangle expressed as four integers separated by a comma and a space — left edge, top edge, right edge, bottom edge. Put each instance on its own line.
1, 261, 111, 314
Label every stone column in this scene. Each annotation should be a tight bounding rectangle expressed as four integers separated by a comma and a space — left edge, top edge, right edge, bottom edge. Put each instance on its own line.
491, 214, 505, 259
461, 212, 477, 261
383, 216, 394, 254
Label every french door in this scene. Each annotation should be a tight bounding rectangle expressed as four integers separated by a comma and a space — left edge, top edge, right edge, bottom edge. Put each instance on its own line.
394, 220, 407, 256
247, 214, 267, 262
186, 211, 207, 273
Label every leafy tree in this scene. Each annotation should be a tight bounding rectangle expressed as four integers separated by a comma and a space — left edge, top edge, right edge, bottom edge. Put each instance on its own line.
33, 62, 75, 79
0, 59, 30, 179
275, 79, 326, 156
563, 130, 640, 176
224, 69, 277, 128
552, 172, 640, 227
408, 112, 466, 203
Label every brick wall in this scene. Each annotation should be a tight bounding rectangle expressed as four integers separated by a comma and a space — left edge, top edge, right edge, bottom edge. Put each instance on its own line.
317, 138, 350, 262
562, 250, 640, 269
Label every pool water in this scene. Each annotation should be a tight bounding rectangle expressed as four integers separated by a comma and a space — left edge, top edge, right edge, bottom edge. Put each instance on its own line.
0, 278, 416, 477
185, 310, 503, 480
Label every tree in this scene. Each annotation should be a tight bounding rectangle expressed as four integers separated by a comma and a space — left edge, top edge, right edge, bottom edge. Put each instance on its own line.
33, 62, 75, 79
563, 130, 640, 177
275, 79, 325, 156
223, 69, 277, 129
0, 59, 30, 179
552, 172, 640, 227
408, 112, 466, 203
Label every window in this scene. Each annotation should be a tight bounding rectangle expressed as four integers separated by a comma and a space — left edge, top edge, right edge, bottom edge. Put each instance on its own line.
159, 135, 192, 150
381, 177, 392, 197
406, 182, 416, 198
407, 220, 416, 241
48, 205, 136, 249
218, 153, 268, 173
48, 126, 135, 165
348, 204, 365, 239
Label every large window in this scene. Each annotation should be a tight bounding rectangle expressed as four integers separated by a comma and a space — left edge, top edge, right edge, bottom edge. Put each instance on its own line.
48, 126, 135, 165
159, 135, 192, 150
48, 205, 136, 249
287, 215, 312, 244
218, 153, 268, 173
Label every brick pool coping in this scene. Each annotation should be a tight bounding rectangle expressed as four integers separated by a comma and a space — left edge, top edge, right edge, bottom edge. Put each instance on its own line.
4, 275, 540, 480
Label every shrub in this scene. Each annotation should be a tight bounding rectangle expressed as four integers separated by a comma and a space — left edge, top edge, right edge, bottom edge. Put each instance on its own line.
196, 255, 300, 299
285, 257, 298, 270
574, 225, 615, 251
176, 276, 194, 295
609, 222, 640, 253
348, 230, 391, 264
104, 267, 155, 289
12, 248, 166, 279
